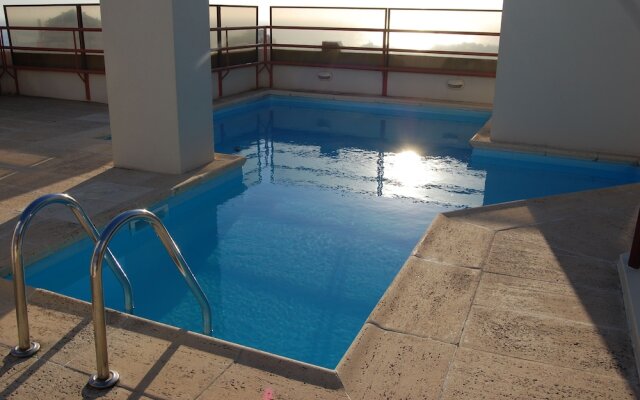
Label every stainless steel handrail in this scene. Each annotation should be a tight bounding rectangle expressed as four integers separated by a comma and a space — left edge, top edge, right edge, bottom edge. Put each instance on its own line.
88, 209, 212, 389
10, 193, 134, 358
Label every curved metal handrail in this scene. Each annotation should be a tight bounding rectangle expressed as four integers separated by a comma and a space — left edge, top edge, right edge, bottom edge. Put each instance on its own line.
10, 193, 134, 358
88, 209, 212, 389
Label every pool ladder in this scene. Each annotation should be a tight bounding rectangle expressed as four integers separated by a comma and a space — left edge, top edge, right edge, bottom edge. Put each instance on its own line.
9, 193, 212, 390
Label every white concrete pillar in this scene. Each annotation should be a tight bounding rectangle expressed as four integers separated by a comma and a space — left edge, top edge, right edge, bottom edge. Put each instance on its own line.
491, 0, 640, 157
101, 0, 214, 174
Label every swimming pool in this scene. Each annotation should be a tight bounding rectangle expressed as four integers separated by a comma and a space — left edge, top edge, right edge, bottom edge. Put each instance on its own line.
14, 95, 640, 368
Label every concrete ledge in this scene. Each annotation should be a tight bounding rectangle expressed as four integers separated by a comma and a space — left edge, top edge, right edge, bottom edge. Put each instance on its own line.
470, 123, 640, 165
213, 88, 493, 112
618, 253, 640, 380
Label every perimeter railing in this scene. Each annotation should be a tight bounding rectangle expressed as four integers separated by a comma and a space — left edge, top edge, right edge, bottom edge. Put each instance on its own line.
1, 5, 501, 100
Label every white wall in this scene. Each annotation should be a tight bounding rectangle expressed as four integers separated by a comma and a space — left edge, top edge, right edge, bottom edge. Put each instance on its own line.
3, 62, 496, 105
267, 65, 495, 103
212, 67, 258, 99
491, 0, 640, 157
388, 72, 495, 104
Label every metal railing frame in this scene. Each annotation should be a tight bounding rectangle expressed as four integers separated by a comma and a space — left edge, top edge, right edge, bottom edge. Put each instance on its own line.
1, 6, 500, 99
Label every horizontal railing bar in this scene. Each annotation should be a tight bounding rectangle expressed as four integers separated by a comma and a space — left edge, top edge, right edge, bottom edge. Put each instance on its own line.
267, 60, 496, 77
271, 26, 500, 36
210, 26, 267, 31
270, 43, 497, 57
7, 65, 106, 75
270, 6, 501, 12
211, 44, 260, 52
1, 26, 101, 32
8, 45, 104, 54
212, 61, 261, 71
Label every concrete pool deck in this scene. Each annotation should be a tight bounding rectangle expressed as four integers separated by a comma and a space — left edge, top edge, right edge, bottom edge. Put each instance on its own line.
0, 95, 638, 399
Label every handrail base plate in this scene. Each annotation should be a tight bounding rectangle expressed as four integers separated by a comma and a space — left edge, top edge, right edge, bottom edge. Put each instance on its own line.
10, 341, 40, 358
88, 370, 119, 389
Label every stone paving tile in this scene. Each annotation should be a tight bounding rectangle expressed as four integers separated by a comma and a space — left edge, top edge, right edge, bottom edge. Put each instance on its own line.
461, 306, 636, 380
31, 152, 113, 176
0, 359, 141, 400
525, 184, 640, 222
63, 316, 239, 399
484, 228, 621, 291
337, 323, 455, 400
0, 184, 55, 211
445, 201, 543, 231
441, 347, 639, 400
199, 363, 348, 400
369, 256, 480, 344
536, 215, 636, 262
233, 348, 342, 390
474, 272, 626, 329
0, 170, 92, 194
0, 149, 51, 168
0, 219, 86, 275
0, 204, 19, 228
66, 180, 155, 204
413, 214, 494, 269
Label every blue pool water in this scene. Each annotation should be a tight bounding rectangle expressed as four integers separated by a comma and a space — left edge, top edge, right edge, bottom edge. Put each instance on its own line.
14, 95, 640, 368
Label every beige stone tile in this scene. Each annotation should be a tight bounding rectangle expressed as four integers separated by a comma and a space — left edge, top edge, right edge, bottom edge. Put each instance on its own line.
337, 323, 455, 400
535, 215, 636, 262
0, 169, 14, 179
0, 359, 137, 399
66, 181, 154, 204
474, 273, 626, 329
234, 347, 342, 390
0, 204, 19, 226
445, 201, 544, 231
0, 289, 91, 366
0, 170, 88, 194
369, 256, 479, 344
0, 219, 85, 268
64, 315, 237, 399
525, 184, 640, 222
92, 167, 169, 189
441, 347, 639, 400
413, 215, 494, 269
0, 184, 52, 212
31, 152, 112, 176
461, 306, 636, 380
0, 351, 39, 390
484, 228, 621, 291
199, 363, 348, 400
0, 149, 50, 168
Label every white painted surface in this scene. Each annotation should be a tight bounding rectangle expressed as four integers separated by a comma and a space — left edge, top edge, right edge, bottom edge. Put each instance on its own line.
272, 66, 382, 96
88, 75, 108, 104
13, 71, 87, 101
101, 0, 213, 174
212, 67, 257, 100
618, 253, 640, 380
270, 65, 495, 103
492, 0, 640, 157
388, 73, 495, 103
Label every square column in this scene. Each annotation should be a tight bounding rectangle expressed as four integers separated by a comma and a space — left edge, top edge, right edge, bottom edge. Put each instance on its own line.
101, 0, 214, 174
